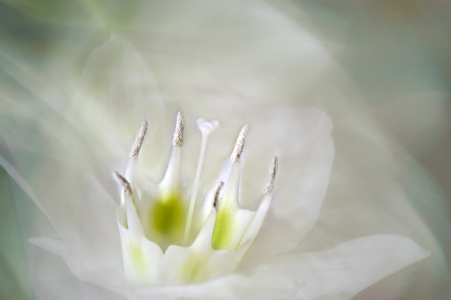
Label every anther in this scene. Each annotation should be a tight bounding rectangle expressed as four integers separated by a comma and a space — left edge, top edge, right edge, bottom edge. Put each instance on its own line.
230, 124, 249, 163
263, 156, 278, 195
213, 181, 225, 210
113, 171, 133, 196
172, 111, 185, 147
129, 121, 148, 160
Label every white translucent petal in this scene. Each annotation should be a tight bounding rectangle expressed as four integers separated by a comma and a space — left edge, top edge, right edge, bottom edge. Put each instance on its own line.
66, 33, 166, 159
29, 244, 125, 300
250, 235, 431, 300
237, 193, 272, 250
8, 150, 124, 288
28, 236, 67, 258
115, 184, 165, 288
124, 274, 246, 300
116, 205, 127, 228
237, 108, 334, 268
18, 33, 168, 283
2, 0, 440, 298
118, 222, 164, 287
30, 233, 125, 292
0, 155, 61, 237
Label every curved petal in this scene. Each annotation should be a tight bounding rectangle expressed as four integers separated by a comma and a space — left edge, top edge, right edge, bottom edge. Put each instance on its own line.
110, 235, 429, 300
29, 244, 125, 300
237, 193, 272, 250
1, 32, 169, 289
28, 236, 67, 258
218, 108, 334, 268
118, 223, 164, 287
251, 235, 430, 300
65, 33, 166, 161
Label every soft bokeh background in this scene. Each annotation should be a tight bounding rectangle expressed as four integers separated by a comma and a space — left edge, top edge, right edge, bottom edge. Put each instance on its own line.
1, 0, 450, 299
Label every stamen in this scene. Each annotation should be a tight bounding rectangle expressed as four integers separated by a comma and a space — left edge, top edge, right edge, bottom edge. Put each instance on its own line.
114, 171, 133, 196
183, 118, 219, 243
161, 112, 185, 191
230, 124, 249, 163
263, 156, 278, 195
172, 111, 185, 147
213, 181, 225, 210
237, 158, 276, 249
129, 121, 148, 160
115, 171, 145, 236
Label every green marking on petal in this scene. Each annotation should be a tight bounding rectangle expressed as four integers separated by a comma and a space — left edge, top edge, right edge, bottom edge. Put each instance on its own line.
181, 254, 210, 284
129, 241, 149, 276
212, 205, 236, 250
148, 191, 186, 249
152, 194, 184, 236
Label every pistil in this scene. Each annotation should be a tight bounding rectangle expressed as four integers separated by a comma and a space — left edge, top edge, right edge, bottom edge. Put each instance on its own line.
183, 118, 219, 244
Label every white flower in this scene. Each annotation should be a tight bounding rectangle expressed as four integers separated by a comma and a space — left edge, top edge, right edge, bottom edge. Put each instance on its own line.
0, 1, 438, 299
1, 80, 430, 299
1, 99, 430, 299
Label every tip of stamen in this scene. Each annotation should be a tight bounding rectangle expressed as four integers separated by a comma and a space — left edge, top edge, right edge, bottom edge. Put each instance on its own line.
113, 171, 133, 196
213, 181, 225, 210
172, 111, 185, 147
129, 121, 148, 160
230, 124, 249, 163
263, 156, 278, 195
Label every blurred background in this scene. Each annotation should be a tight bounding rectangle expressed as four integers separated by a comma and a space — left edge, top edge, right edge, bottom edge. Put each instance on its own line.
0, 0, 450, 299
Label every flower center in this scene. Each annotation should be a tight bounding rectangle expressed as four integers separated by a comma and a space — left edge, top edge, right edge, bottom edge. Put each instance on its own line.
113, 112, 277, 287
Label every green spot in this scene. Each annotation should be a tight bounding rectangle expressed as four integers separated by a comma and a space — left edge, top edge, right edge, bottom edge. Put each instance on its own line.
181, 254, 209, 284
212, 206, 236, 250
149, 192, 186, 248
129, 241, 149, 276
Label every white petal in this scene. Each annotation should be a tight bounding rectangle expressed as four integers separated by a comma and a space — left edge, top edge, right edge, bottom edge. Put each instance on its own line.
235, 108, 334, 267
250, 235, 430, 300
29, 244, 125, 300
118, 222, 164, 287
127, 275, 246, 300
28, 236, 67, 258
237, 193, 272, 250
3, 152, 124, 286
67, 33, 166, 157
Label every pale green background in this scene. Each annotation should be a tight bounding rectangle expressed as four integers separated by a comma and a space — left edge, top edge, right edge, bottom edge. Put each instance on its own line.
1, 1, 450, 299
